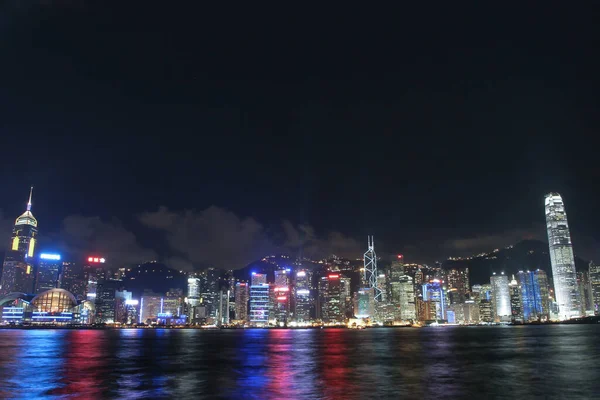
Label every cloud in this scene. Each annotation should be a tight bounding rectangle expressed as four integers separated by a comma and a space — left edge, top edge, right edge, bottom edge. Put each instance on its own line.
139, 206, 363, 270
443, 227, 544, 256
139, 206, 276, 270
282, 220, 362, 259
55, 215, 157, 265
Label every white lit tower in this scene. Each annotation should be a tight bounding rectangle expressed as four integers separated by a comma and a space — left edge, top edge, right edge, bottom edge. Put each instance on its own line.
364, 235, 382, 301
545, 193, 581, 320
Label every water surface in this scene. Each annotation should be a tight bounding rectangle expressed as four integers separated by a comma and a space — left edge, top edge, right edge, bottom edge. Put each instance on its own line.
0, 326, 598, 399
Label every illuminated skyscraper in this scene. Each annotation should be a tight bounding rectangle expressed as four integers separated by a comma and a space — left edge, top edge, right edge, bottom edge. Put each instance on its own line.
518, 270, 550, 322
589, 262, 600, 315
545, 193, 581, 320
363, 236, 382, 301
422, 280, 446, 320
446, 267, 470, 302
0, 188, 38, 295
35, 253, 62, 294
294, 270, 312, 322
508, 275, 522, 322
491, 272, 511, 322
234, 282, 249, 321
354, 287, 374, 318
249, 283, 269, 326
187, 275, 201, 307
318, 273, 345, 323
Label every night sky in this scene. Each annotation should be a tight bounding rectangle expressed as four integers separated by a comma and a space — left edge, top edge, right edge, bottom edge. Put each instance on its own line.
1, 3, 599, 270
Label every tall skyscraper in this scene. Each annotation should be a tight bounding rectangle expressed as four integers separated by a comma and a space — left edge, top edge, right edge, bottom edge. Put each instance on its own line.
545, 193, 581, 320
490, 272, 511, 322
363, 236, 382, 301
508, 275, 522, 322
187, 275, 201, 307
422, 280, 446, 320
318, 273, 345, 323
589, 262, 600, 315
60, 262, 86, 300
353, 287, 375, 318
0, 188, 38, 295
446, 267, 470, 302
234, 282, 249, 321
249, 283, 269, 326
517, 269, 550, 322
35, 253, 62, 294
294, 270, 312, 322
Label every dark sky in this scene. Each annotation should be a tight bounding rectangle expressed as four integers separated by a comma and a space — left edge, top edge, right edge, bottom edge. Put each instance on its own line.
0, 2, 599, 269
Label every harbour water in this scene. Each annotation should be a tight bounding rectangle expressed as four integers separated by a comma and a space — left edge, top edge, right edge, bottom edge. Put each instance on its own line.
0, 325, 598, 399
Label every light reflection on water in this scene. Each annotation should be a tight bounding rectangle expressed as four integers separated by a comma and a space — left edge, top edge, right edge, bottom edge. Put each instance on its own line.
0, 326, 599, 399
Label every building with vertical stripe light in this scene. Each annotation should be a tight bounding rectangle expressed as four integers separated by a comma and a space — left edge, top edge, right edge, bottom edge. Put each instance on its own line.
0, 188, 38, 295
545, 193, 581, 320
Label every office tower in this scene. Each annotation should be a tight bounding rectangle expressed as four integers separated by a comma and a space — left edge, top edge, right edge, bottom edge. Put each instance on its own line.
517, 270, 550, 322
479, 299, 493, 323
294, 270, 312, 322
60, 262, 86, 300
364, 236, 382, 301
35, 253, 62, 294
390, 255, 405, 281
491, 272, 511, 322
577, 272, 594, 316
446, 267, 470, 302
318, 273, 345, 323
234, 282, 249, 321
274, 268, 290, 287
354, 287, 375, 318
187, 275, 201, 307
249, 283, 269, 326
390, 275, 415, 321
273, 285, 290, 325
545, 193, 581, 320
451, 300, 480, 324
376, 273, 388, 302
422, 280, 446, 320
508, 275, 522, 322
589, 262, 600, 315
115, 290, 132, 324
217, 290, 230, 325
251, 272, 267, 286
340, 276, 352, 318
95, 280, 120, 323
140, 291, 162, 324
198, 268, 220, 319
0, 188, 38, 295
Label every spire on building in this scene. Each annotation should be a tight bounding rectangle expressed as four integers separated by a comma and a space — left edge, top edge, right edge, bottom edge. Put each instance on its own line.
27, 186, 33, 211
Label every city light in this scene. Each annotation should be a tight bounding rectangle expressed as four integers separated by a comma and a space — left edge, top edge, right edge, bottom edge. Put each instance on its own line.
275, 287, 289, 292
296, 289, 310, 295
297, 271, 306, 277
276, 296, 287, 301
40, 253, 61, 260
125, 300, 139, 306
328, 274, 340, 279
87, 257, 106, 263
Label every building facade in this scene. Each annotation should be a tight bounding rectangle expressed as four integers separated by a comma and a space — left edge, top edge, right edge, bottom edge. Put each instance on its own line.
545, 193, 581, 320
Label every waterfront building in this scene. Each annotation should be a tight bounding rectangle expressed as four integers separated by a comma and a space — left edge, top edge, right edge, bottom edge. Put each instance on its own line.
479, 299, 493, 323
422, 280, 446, 320
35, 253, 62, 294
234, 282, 249, 321
446, 267, 470, 302
187, 275, 201, 307
390, 275, 415, 321
249, 283, 269, 326
354, 287, 374, 318
589, 262, 600, 315
491, 272, 511, 322
517, 270, 551, 322
318, 273, 345, 323
140, 292, 162, 324
294, 270, 312, 322
577, 271, 595, 316
509, 275, 522, 322
545, 193, 581, 320
217, 289, 230, 325
0, 189, 38, 295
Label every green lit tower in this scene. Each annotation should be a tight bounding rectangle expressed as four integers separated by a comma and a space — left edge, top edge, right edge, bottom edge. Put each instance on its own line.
0, 188, 38, 295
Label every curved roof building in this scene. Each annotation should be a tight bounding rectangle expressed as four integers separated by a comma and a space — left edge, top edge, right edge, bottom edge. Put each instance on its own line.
31, 288, 78, 313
